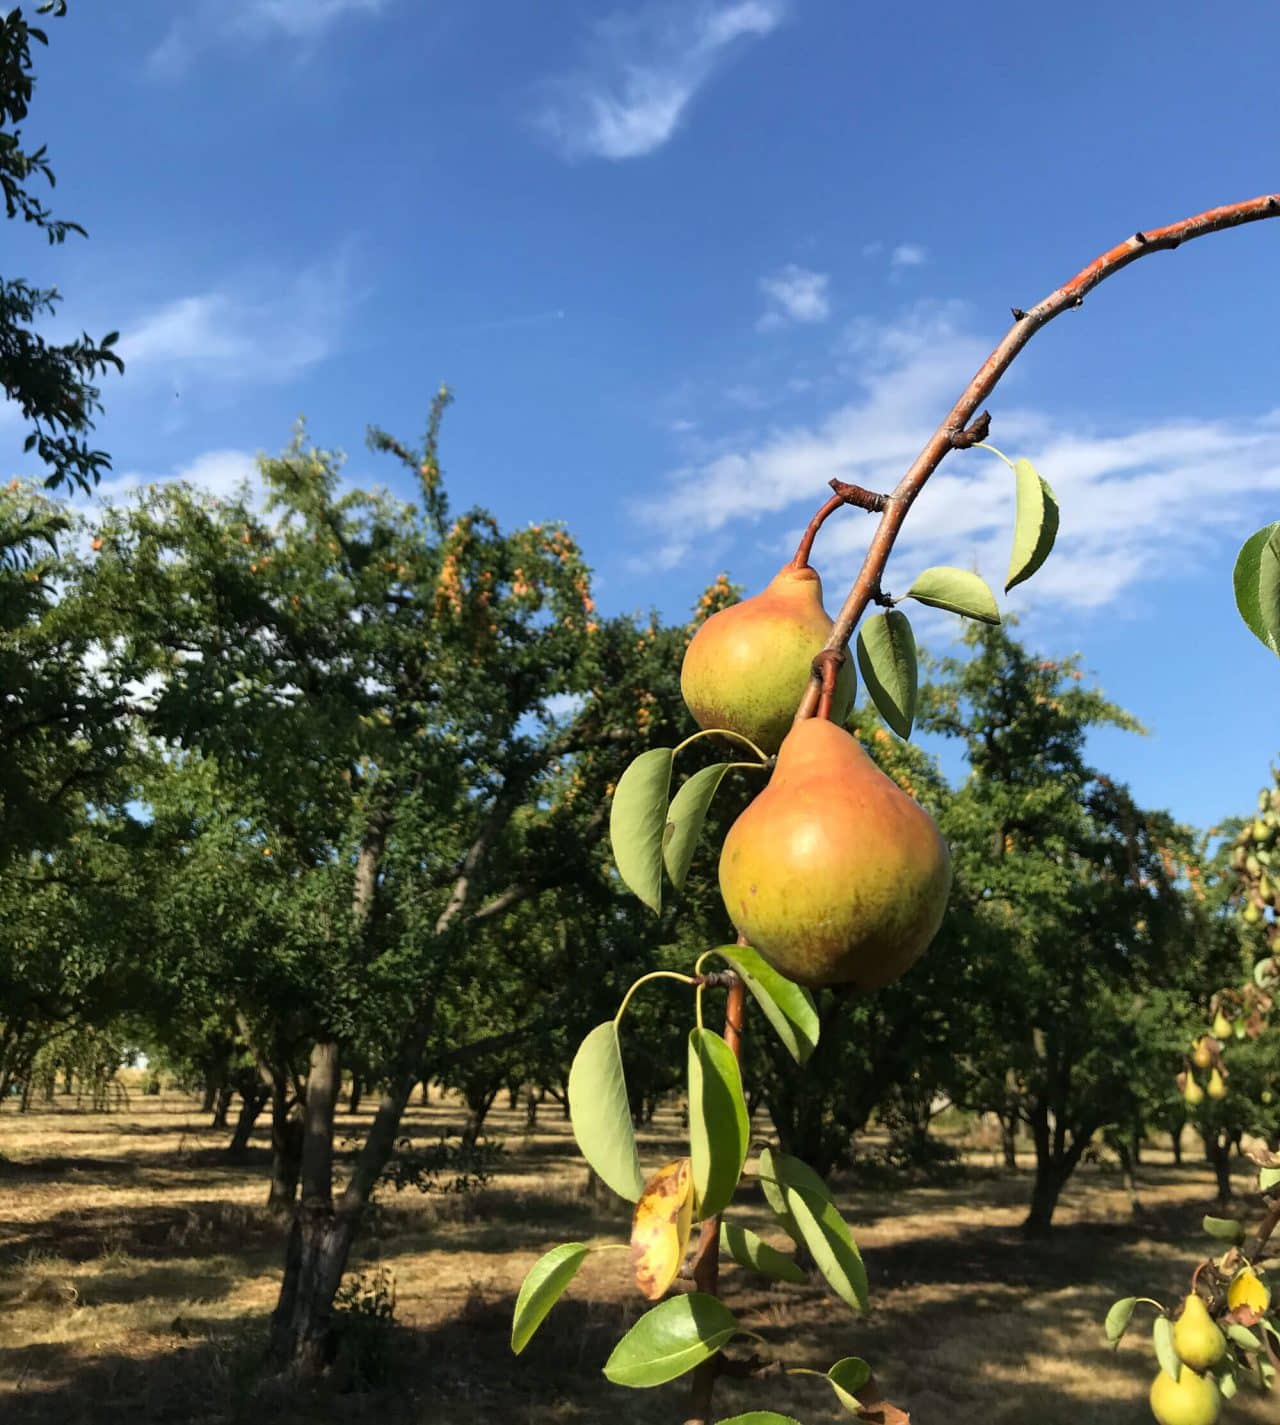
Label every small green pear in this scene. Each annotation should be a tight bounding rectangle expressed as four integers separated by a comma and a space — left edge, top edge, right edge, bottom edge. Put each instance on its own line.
1149, 1366, 1221, 1425
1211, 1010, 1233, 1041
1190, 1038, 1213, 1070
1243, 901, 1262, 925
1182, 1075, 1205, 1108
1206, 1067, 1227, 1101
680, 562, 854, 755
1171, 1294, 1226, 1372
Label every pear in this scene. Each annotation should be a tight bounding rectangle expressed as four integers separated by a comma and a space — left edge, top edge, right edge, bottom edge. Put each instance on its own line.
1149, 1367, 1221, 1425
718, 717, 951, 989
1211, 1010, 1233, 1041
1206, 1067, 1227, 1101
1226, 1265, 1270, 1313
680, 563, 855, 755
1182, 1075, 1205, 1108
1191, 1038, 1213, 1071
1171, 1294, 1226, 1371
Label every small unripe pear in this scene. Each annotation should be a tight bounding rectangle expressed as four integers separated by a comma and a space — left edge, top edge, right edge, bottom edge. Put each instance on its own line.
1206, 1067, 1227, 1101
1191, 1038, 1213, 1070
1226, 1265, 1270, 1313
1246, 854, 1262, 878
1149, 1367, 1221, 1425
1243, 901, 1262, 925
680, 563, 854, 755
1262, 1088, 1274, 1106
1182, 1075, 1205, 1107
1171, 1294, 1226, 1371
1252, 818, 1274, 844
1211, 1010, 1233, 1040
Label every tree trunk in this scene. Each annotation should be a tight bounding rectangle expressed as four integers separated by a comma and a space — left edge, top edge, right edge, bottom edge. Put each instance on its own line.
212, 1083, 233, 1129
1117, 1140, 1141, 1216
347, 1077, 363, 1115
226, 1087, 267, 1160
1171, 1127, 1183, 1166
1023, 1157, 1068, 1236
998, 1111, 1018, 1170
268, 1074, 304, 1210
525, 1087, 539, 1131
1206, 1133, 1232, 1207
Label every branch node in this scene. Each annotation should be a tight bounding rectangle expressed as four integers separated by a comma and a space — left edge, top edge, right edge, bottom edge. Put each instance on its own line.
949, 410, 992, 448
1010, 306, 1027, 321
871, 585, 895, 608
1133, 231, 1148, 245
1072, 294, 1085, 308
827, 478, 888, 513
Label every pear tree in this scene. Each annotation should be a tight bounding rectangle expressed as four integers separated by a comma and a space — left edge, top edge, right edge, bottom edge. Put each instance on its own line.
512, 196, 1280, 1423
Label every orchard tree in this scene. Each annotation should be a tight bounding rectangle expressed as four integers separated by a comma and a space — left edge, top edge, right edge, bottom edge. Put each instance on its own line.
1, 3, 122, 494
509, 196, 1280, 1425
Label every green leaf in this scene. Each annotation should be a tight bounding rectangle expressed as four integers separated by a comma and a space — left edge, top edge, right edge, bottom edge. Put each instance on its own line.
760, 1153, 866, 1312
1203, 1215, 1245, 1245
903, 567, 1000, 625
758, 1146, 834, 1247
855, 610, 917, 739
827, 1356, 873, 1410
663, 763, 731, 890
715, 1415, 804, 1424
688, 1028, 749, 1219
510, 1242, 590, 1354
568, 1022, 644, 1202
1226, 1323, 1262, 1351
1259, 1165, 1280, 1192
609, 747, 674, 912
719, 1221, 808, 1285
1104, 1296, 1137, 1347
603, 1293, 738, 1388
1005, 458, 1060, 593
1153, 1316, 1180, 1383
1233, 522, 1280, 655
719, 943, 819, 1064
1218, 1368, 1238, 1401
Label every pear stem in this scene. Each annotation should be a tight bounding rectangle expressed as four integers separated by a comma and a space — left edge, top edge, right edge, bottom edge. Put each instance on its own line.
790, 484, 888, 569
790, 193, 1280, 724
613, 971, 701, 1026
684, 963, 748, 1425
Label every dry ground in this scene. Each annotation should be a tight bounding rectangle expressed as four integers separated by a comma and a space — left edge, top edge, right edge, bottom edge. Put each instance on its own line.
0, 1085, 1272, 1425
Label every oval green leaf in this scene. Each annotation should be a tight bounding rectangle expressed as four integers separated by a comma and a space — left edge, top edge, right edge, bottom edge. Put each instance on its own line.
609, 747, 674, 912
1233, 522, 1280, 655
1218, 1367, 1239, 1401
719, 1221, 808, 1285
1203, 1215, 1245, 1244
828, 1355, 873, 1410
904, 566, 1000, 625
856, 609, 918, 739
568, 1021, 644, 1202
603, 1292, 738, 1388
718, 944, 819, 1064
1259, 1165, 1280, 1192
688, 1028, 749, 1219
758, 1147, 834, 1246
1153, 1316, 1180, 1383
785, 1182, 869, 1314
664, 763, 731, 890
1104, 1296, 1137, 1347
716, 1415, 804, 1424
510, 1241, 590, 1354
1005, 458, 1060, 593
1226, 1323, 1262, 1351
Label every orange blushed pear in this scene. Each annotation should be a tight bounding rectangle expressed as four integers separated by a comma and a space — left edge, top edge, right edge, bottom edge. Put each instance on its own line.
719, 717, 951, 989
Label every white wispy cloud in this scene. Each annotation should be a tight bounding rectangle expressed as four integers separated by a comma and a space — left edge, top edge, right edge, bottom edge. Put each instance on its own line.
149, 0, 387, 78
891, 243, 928, 268
637, 301, 1280, 611
118, 255, 353, 388
757, 264, 830, 331
536, 1, 785, 161
93, 449, 260, 507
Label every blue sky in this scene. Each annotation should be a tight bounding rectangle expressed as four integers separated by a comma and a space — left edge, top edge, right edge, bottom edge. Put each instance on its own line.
9, 0, 1280, 829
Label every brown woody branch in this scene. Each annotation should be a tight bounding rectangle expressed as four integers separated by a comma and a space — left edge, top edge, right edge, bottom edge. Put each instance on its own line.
795, 192, 1280, 720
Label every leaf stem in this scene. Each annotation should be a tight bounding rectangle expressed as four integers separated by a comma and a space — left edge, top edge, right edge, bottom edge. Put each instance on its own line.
613, 971, 700, 1027
973, 441, 1015, 469
672, 728, 771, 764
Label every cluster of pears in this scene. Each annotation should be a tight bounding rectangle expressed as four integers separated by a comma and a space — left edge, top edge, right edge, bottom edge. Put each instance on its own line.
1229, 788, 1280, 931
680, 559, 951, 990
1150, 1294, 1226, 1425
1181, 1031, 1229, 1107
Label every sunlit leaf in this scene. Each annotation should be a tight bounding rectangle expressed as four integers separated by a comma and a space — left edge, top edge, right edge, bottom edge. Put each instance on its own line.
1104, 1296, 1137, 1347
688, 1028, 749, 1219
759, 1152, 866, 1312
609, 747, 673, 912
1153, 1316, 1180, 1382
510, 1241, 590, 1354
719, 1221, 808, 1285
856, 609, 918, 739
1005, 458, 1059, 593
1203, 1215, 1245, 1244
1226, 1323, 1261, 1351
828, 1355, 873, 1410
1233, 522, 1280, 655
663, 763, 731, 890
903, 567, 1000, 625
719, 943, 819, 1064
603, 1293, 738, 1388
568, 1021, 643, 1202
631, 1158, 695, 1300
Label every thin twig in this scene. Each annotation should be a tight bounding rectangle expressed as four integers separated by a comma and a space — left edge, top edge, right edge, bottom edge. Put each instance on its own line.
794, 192, 1280, 721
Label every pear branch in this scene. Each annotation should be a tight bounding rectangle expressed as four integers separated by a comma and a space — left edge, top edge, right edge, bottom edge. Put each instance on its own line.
795, 192, 1280, 720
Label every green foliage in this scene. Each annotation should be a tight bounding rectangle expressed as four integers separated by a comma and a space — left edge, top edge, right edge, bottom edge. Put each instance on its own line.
1232, 522, 1280, 655
1005, 458, 1060, 593
855, 609, 917, 739
687, 1027, 749, 1219
568, 1022, 644, 1202
902, 566, 1000, 624
511, 1243, 591, 1354
603, 1293, 738, 1388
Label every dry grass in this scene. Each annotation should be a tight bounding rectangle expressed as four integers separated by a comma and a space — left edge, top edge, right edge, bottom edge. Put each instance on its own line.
0, 1083, 1272, 1424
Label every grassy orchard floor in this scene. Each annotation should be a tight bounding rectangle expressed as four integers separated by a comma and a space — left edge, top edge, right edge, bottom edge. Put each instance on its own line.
0, 1089, 1272, 1425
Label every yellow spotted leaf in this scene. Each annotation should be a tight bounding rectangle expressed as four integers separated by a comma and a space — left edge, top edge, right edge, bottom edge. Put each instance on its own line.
631, 1157, 695, 1301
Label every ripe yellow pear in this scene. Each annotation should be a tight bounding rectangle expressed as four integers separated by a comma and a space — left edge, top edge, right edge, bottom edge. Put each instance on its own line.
1191, 1038, 1213, 1071
1211, 1010, 1233, 1040
1149, 1367, 1221, 1425
680, 562, 855, 755
718, 717, 951, 989
1226, 1266, 1270, 1313
1182, 1075, 1205, 1108
1206, 1068, 1227, 1101
1171, 1294, 1226, 1371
